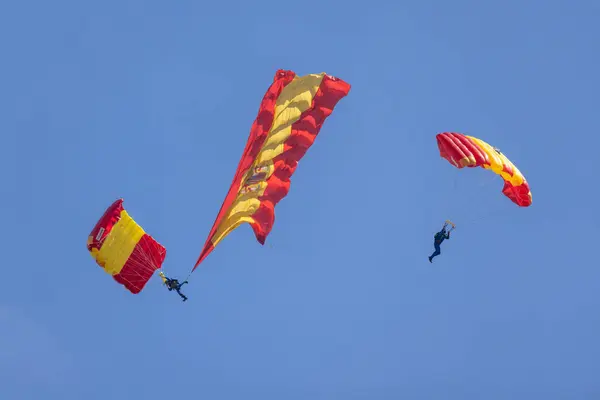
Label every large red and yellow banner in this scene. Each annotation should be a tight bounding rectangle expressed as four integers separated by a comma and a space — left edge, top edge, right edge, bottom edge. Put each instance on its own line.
194, 70, 351, 269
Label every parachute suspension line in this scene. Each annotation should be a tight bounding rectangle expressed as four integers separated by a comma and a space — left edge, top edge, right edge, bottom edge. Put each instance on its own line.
459, 207, 513, 226
445, 164, 509, 228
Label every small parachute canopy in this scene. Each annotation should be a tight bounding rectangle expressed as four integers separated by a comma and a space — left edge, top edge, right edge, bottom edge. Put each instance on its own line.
87, 199, 166, 293
436, 132, 532, 207
193, 69, 351, 270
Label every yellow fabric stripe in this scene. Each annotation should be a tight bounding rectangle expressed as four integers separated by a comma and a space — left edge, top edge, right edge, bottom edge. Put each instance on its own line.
256, 73, 324, 164
211, 216, 259, 248
467, 136, 525, 186
210, 73, 324, 247
94, 210, 146, 276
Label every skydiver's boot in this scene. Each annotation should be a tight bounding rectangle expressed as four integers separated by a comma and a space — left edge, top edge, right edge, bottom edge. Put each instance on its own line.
177, 290, 188, 302
428, 256, 433, 263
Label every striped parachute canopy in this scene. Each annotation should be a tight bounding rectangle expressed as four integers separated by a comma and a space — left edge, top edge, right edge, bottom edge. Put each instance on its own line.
87, 199, 166, 294
436, 132, 532, 207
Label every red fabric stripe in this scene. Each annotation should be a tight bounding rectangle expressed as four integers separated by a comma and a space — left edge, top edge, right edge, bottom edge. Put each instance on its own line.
87, 198, 124, 252
113, 233, 167, 294
437, 133, 466, 165
454, 134, 488, 165
502, 181, 532, 207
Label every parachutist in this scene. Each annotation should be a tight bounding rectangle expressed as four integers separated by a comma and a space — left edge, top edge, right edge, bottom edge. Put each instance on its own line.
428, 222, 453, 263
159, 272, 188, 301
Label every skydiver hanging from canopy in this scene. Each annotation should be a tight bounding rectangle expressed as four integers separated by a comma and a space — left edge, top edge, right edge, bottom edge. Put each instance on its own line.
159, 271, 188, 301
428, 221, 455, 263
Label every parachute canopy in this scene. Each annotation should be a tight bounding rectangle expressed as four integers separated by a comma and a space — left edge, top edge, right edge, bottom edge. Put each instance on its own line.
87, 199, 166, 293
194, 69, 351, 269
436, 132, 532, 207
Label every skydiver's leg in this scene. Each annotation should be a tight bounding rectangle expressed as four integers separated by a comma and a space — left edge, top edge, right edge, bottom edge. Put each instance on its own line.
430, 243, 441, 259
176, 289, 188, 301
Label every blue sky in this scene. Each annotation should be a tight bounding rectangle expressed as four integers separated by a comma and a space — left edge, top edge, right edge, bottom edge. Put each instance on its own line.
1, 0, 599, 398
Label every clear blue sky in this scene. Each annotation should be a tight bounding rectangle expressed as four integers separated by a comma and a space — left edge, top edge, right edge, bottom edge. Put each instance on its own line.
1, 0, 598, 399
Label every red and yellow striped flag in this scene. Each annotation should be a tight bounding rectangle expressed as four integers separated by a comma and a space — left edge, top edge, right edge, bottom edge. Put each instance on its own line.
194, 70, 351, 269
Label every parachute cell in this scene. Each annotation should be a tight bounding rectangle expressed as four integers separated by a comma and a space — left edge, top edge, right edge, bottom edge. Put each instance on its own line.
87, 199, 166, 293
436, 132, 532, 207
193, 69, 351, 269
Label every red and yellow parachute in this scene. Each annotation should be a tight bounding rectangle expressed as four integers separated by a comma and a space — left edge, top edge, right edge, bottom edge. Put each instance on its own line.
87, 199, 166, 293
436, 132, 532, 207
193, 69, 351, 269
